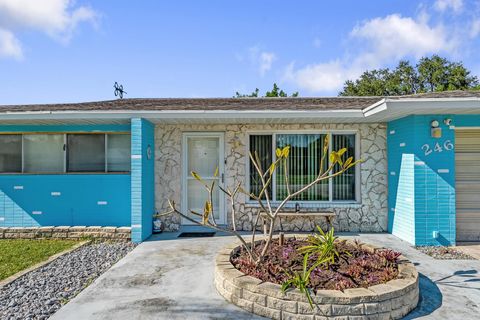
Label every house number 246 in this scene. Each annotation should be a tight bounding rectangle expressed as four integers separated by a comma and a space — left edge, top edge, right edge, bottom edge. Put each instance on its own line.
421, 140, 454, 156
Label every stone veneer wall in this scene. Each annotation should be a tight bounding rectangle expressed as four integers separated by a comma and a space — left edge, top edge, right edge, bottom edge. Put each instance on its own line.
0, 226, 131, 240
155, 123, 387, 232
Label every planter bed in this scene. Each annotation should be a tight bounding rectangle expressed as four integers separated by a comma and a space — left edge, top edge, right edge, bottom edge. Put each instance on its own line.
215, 238, 419, 320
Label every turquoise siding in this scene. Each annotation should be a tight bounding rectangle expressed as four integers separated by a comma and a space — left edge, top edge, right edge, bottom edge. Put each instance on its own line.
130, 118, 155, 243
388, 114, 480, 246
387, 117, 416, 244
0, 124, 131, 228
0, 175, 130, 227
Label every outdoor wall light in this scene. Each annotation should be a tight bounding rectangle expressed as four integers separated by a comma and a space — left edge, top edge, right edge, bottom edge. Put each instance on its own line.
431, 120, 442, 138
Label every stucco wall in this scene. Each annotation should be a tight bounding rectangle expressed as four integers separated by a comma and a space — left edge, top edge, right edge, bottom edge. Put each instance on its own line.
155, 123, 388, 232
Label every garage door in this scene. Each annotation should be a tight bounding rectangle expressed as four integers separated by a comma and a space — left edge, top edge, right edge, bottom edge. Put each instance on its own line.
456, 129, 480, 241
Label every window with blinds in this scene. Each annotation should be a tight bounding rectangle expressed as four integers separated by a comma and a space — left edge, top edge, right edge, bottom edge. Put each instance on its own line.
249, 133, 357, 202
249, 135, 272, 199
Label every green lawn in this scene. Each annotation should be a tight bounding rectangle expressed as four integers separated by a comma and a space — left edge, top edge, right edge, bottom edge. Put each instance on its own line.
0, 239, 79, 281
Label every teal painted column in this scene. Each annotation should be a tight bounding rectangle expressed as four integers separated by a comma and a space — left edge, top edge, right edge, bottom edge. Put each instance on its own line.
131, 118, 155, 243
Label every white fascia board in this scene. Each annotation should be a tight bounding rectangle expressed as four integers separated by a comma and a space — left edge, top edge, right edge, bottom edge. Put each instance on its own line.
362, 98, 387, 117
363, 97, 480, 120
0, 109, 366, 120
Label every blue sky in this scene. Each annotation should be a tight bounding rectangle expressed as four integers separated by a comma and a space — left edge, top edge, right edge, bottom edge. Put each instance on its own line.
0, 0, 479, 104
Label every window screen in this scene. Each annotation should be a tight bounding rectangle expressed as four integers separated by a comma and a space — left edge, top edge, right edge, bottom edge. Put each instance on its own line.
24, 134, 64, 173
0, 135, 22, 173
67, 134, 105, 172
332, 134, 356, 201
107, 134, 131, 172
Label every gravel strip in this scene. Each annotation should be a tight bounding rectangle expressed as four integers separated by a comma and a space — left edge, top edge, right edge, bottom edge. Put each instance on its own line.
416, 246, 476, 260
0, 241, 136, 320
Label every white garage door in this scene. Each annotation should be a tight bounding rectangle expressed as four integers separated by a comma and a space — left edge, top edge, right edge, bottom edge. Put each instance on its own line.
456, 129, 480, 241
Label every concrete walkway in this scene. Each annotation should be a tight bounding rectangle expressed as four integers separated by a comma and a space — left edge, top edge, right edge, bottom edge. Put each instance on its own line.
51, 233, 480, 320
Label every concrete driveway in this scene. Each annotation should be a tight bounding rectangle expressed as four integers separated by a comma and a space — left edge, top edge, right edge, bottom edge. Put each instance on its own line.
50, 233, 480, 320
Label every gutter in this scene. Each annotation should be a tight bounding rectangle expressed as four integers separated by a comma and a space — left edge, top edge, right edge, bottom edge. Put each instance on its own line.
0, 109, 367, 121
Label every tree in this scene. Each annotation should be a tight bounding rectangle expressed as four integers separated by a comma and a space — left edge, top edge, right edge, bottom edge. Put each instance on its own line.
235, 83, 299, 98
157, 136, 360, 265
339, 55, 479, 96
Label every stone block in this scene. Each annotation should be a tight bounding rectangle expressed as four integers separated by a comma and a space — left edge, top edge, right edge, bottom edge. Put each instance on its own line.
69, 226, 87, 232
254, 282, 286, 299
231, 295, 254, 312
390, 305, 411, 319
313, 290, 350, 304
297, 301, 331, 316
214, 278, 232, 302
387, 278, 416, 295
113, 233, 130, 239
215, 254, 231, 265
331, 303, 364, 316
242, 289, 266, 306
224, 279, 243, 297
51, 232, 68, 238
116, 227, 131, 233
282, 311, 314, 320
368, 284, 398, 301
232, 275, 262, 291
38, 232, 52, 238
343, 288, 378, 303
266, 296, 297, 313
85, 226, 103, 232
252, 303, 281, 319
102, 227, 117, 233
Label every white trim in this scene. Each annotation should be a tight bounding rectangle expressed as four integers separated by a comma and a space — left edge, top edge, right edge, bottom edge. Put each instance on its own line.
362, 98, 386, 115
0, 110, 367, 122
181, 132, 226, 225
328, 133, 333, 202
104, 134, 108, 172
455, 127, 480, 130
246, 130, 361, 205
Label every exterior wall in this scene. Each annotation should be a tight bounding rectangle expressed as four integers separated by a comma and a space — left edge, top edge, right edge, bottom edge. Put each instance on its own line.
131, 118, 155, 242
388, 114, 480, 246
387, 117, 416, 244
0, 124, 131, 229
155, 123, 388, 232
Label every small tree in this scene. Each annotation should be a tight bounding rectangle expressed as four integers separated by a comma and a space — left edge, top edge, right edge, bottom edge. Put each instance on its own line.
235, 83, 299, 98
158, 135, 360, 265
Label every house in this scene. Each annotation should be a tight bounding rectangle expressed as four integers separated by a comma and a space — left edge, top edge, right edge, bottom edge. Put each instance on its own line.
0, 91, 479, 245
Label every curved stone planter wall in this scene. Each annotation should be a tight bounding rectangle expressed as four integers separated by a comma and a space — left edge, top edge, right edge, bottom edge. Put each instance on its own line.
214, 242, 419, 320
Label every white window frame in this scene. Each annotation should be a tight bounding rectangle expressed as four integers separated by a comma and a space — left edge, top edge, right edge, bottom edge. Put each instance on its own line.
245, 130, 361, 205
0, 132, 131, 174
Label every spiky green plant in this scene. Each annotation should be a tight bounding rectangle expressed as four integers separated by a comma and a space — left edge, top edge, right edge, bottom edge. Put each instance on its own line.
299, 226, 340, 267
281, 254, 319, 308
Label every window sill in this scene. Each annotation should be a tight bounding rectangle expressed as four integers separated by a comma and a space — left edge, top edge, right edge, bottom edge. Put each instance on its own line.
244, 201, 362, 209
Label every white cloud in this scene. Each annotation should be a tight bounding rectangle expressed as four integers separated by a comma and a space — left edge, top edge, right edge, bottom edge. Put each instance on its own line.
351, 14, 455, 61
0, 28, 22, 59
0, 0, 97, 59
259, 52, 276, 76
284, 14, 457, 93
434, 0, 464, 13
246, 46, 276, 76
283, 61, 362, 93
470, 19, 480, 38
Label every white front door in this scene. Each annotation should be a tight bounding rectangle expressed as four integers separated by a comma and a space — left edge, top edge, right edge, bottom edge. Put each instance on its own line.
182, 133, 225, 225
